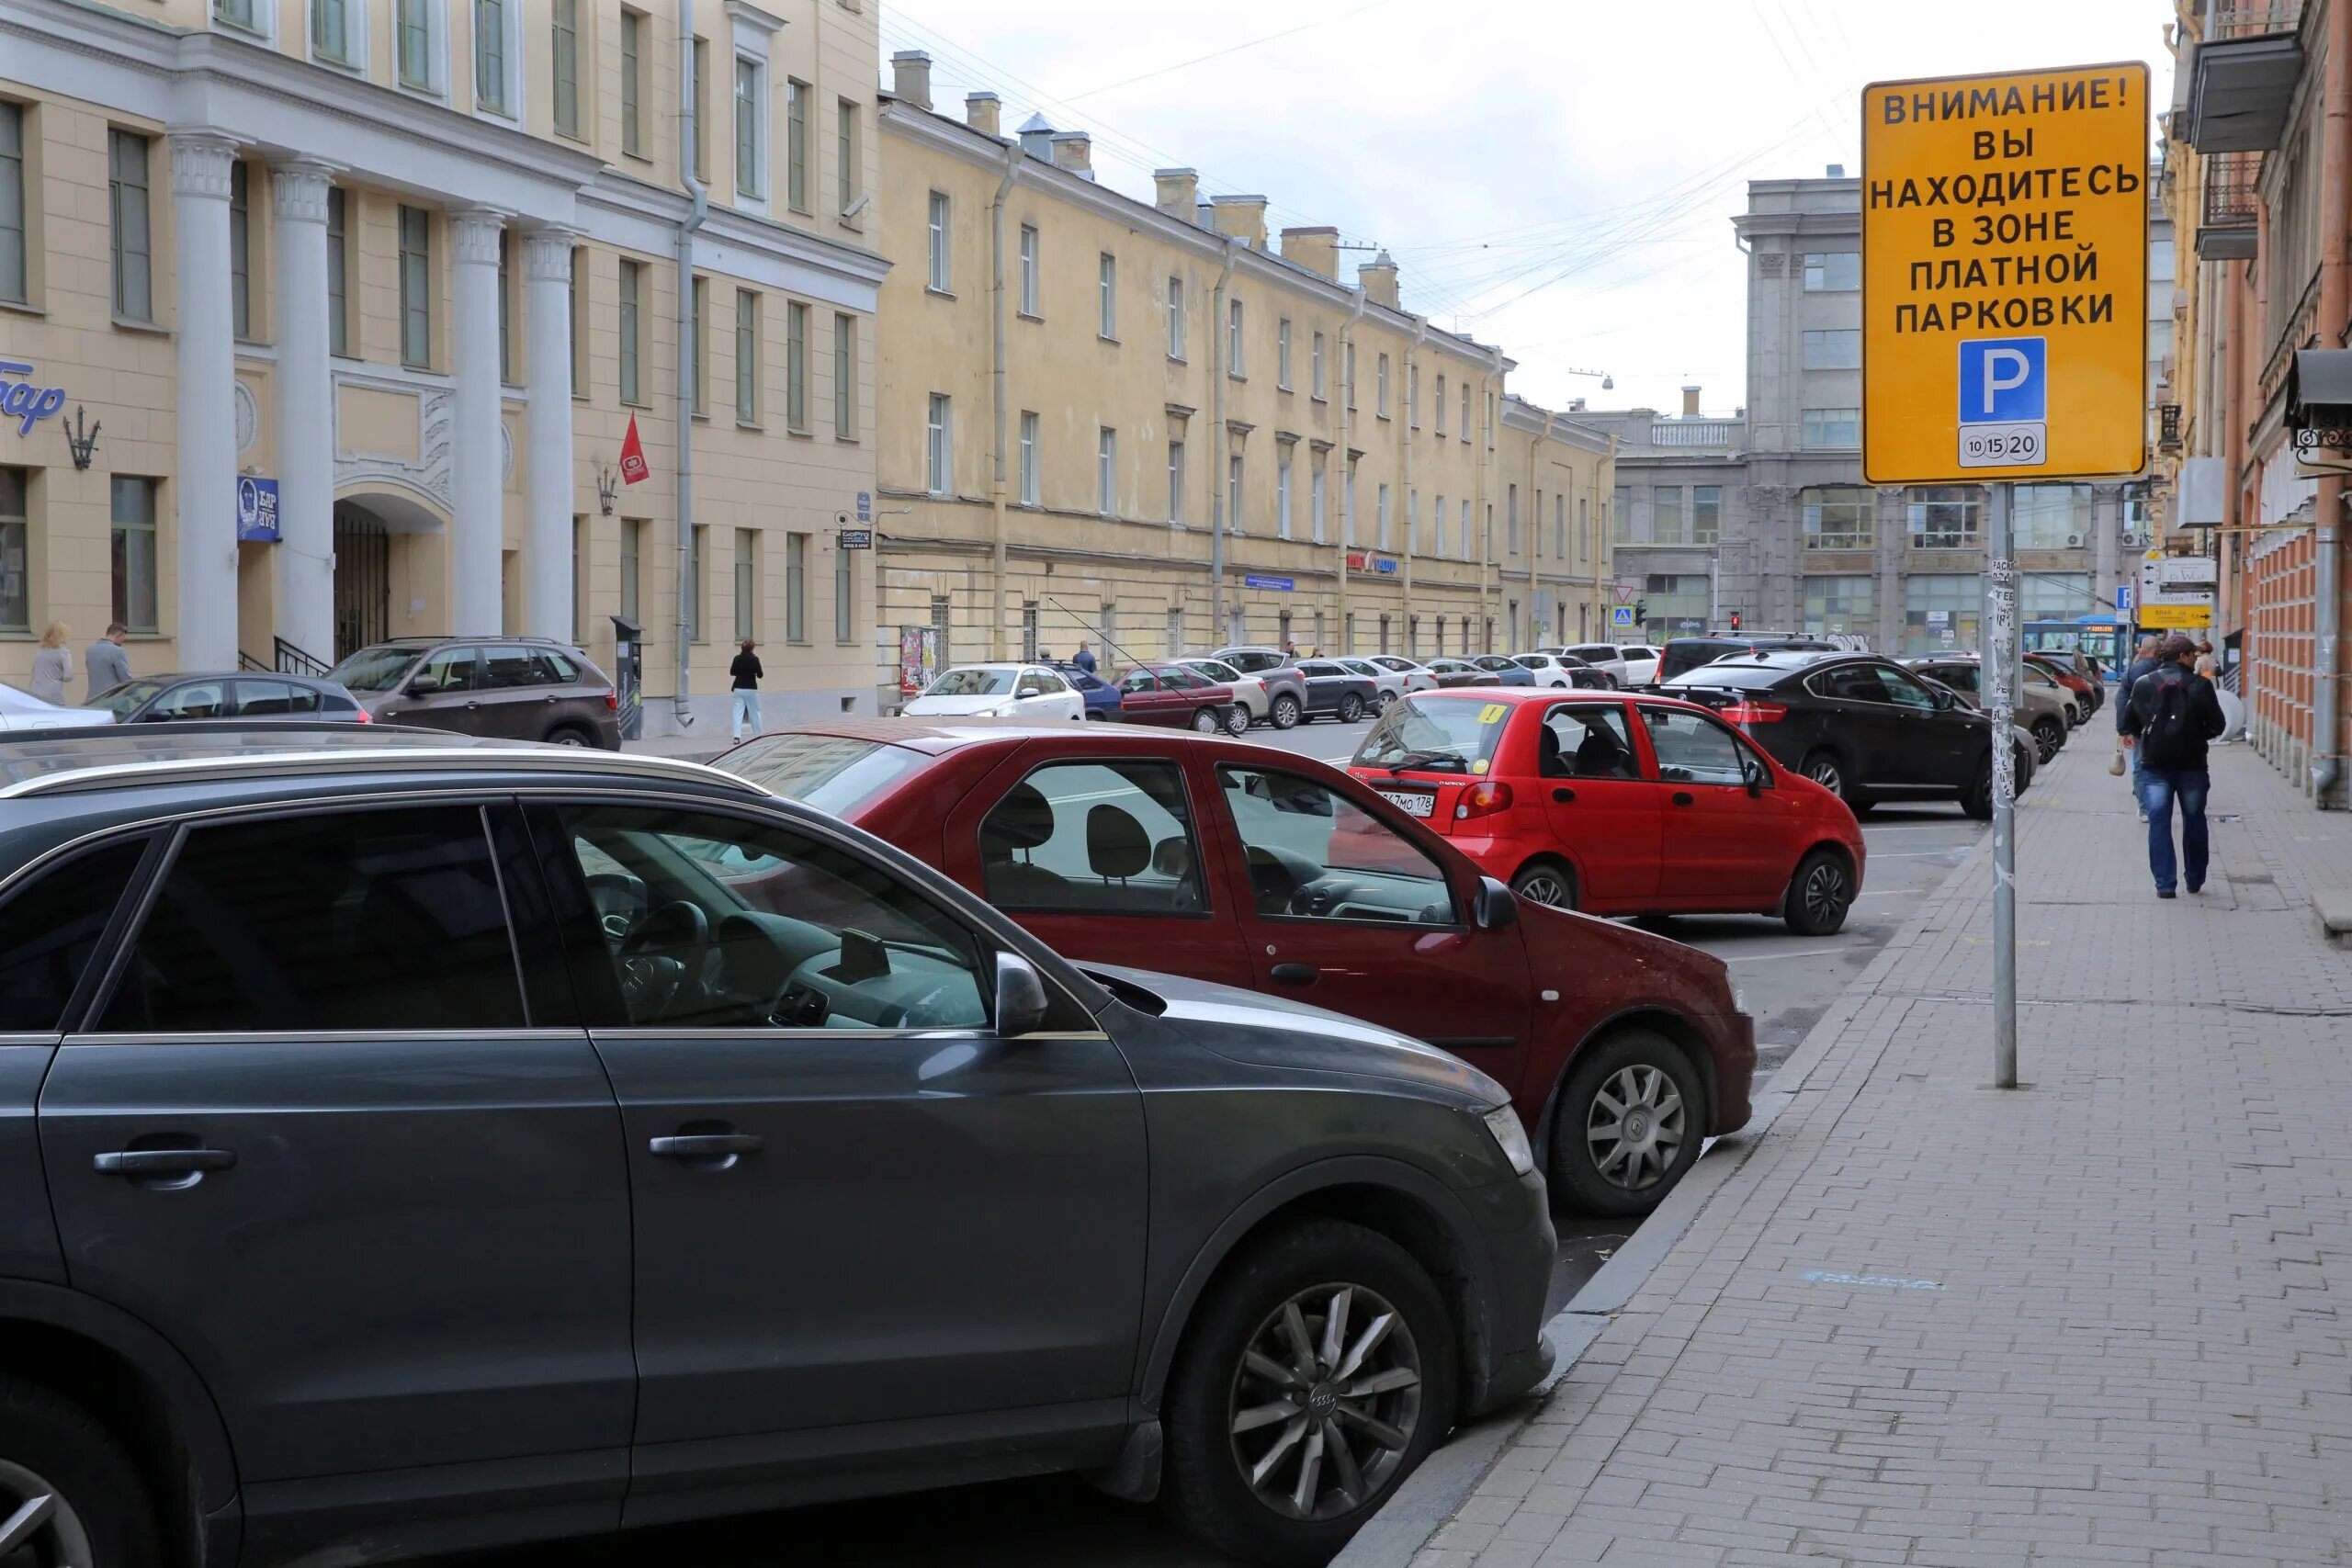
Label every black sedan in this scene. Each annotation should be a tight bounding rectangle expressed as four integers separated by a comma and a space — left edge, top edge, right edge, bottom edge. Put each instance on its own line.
1291, 658, 1381, 722
1661, 651, 2003, 818
85, 671, 368, 725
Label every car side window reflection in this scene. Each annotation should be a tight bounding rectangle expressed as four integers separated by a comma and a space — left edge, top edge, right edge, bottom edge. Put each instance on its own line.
1215, 764, 1454, 927
1876, 666, 1940, 710
1641, 711, 1753, 788
1542, 705, 1638, 780
978, 761, 1207, 917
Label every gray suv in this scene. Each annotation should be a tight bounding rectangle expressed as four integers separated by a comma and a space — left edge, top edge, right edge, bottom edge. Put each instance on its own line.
327, 637, 622, 748
0, 729, 1553, 1568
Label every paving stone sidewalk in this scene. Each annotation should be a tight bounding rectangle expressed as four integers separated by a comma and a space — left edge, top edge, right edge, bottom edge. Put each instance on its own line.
1414, 740, 2352, 1568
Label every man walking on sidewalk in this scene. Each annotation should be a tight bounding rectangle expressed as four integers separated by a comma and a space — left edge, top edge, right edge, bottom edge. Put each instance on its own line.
2116, 634, 2165, 817
729, 639, 763, 742
84, 622, 130, 700
2121, 634, 2228, 898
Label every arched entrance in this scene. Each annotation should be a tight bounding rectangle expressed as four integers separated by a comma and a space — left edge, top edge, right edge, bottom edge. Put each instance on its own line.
333, 491, 447, 659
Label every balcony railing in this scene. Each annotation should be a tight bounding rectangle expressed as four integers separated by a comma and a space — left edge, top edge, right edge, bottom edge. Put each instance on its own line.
2209, 0, 2301, 40
1647, 420, 1739, 448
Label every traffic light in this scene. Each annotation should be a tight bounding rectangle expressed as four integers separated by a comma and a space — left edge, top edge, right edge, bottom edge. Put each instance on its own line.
1729, 611, 1743, 631
1635, 600, 1649, 622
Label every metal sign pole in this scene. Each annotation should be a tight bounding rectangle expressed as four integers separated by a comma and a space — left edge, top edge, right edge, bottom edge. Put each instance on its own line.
1986, 480, 2019, 1088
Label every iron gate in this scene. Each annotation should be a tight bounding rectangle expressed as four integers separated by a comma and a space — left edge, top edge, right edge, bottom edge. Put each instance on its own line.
333, 504, 390, 659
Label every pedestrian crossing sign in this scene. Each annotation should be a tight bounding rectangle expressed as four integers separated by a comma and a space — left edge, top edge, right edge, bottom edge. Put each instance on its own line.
1611, 605, 1636, 628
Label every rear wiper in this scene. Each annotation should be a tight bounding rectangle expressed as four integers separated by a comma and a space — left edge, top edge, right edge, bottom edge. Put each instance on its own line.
1385, 749, 1467, 774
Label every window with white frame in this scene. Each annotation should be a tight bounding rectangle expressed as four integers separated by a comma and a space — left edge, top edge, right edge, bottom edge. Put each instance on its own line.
1460, 499, 1471, 560
1098, 427, 1117, 515
1802, 328, 1860, 369
1435, 375, 1446, 435
313, 0, 360, 67
1167, 437, 1184, 524
108, 130, 153, 324
1376, 353, 1389, 417
1166, 274, 1184, 358
786, 77, 808, 212
3, 108, 28, 301
1098, 252, 1116, 339
927, 393, 951, 494
1432, 493, 1445, 557
927, 192, 949, 291
836, 97, 858, 220
394, 0, 443, 93
1376, 482, 1389, 549
786, 299, 808, 430
212, 0, 276, 39
1408, 491, 1419, 555
1227, 453, 1243, 533
471, 0, 519, 118
734, 56, 766, 200
1802, 407, 1860, 447
1506, 484, 1520, 555
1803, 251, 1860, 291
1020, 412, 1039, 505
1312, 331, 1326, 398
1343, 463, 1357, 547
1276, 446, 1294, 538
1460, 383, 1471, 443
1310, 459, 1326, 544
1018, 225, 1038, 315
1553, 494, 1564, 559
616, 6, 642, 150
735, 289, 759, 424
1227, 298, 1244, 377
834, 311, 855, 436
1277, 318, 1291, 389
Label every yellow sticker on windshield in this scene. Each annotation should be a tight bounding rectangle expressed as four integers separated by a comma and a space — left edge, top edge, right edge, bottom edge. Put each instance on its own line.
1477, 704, 1509, 725
1472, 758, 1491, 774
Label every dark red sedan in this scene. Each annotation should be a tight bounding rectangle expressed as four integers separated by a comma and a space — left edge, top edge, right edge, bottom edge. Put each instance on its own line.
716, 721, 1757, 1214
1113, 663, 1248, 735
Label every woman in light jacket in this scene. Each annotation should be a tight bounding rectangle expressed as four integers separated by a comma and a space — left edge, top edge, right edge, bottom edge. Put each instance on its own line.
29, 622, 74, 706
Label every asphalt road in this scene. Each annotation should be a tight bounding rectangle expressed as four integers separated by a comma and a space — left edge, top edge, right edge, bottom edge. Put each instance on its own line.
442, 708, 1995, 1568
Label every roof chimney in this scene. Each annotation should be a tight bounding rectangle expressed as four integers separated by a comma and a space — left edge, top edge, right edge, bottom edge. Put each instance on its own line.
1282, 225, 1339, 279
1211, 195, 1268, 251
1018, 110, 1054, 161
1681, 384, 1702, 417
1826, 163, 1846, 177
1196, 200, 1215, 229
1568, 397, 1587, 412
1358, 248, 1399, 309
889, 51, 933, 110
965, 91, 1001, 137
1154, 167, 1200, 220
1049, 130, 1094, 180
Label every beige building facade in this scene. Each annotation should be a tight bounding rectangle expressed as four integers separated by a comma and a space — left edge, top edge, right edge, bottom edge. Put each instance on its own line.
1, 0, 884, 731
872, 57, 1613, 685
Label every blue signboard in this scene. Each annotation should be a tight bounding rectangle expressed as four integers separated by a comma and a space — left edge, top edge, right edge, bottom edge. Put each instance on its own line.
1960, 337, 2047, 423
2116, 583, 2133, 613
1242, 573, 1294, 592
855, 490, 872, 522
1374, 558, 1398, 575
236, 476, 280, 542
0, 360, 68, 436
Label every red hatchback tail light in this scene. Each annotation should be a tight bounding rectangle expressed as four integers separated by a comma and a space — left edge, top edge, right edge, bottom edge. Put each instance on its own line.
1453, 780, 1515, 821
1721, 701, 1787, 726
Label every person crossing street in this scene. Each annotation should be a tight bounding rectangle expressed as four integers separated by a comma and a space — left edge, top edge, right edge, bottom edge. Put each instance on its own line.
2120, 634, 2228, 899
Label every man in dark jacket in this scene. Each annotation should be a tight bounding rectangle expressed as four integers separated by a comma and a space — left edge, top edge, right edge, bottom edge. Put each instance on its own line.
729, 639, 763, 741
2115, 634, 2165, 818
2121, 635, 2229, 898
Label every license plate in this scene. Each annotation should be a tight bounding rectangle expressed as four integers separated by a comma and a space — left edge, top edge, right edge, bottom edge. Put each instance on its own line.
1378, 789, 1435, 818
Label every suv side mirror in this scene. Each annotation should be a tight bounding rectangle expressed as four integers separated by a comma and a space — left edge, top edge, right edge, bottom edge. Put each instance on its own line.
994, 952, 1050, 1039
406, 675, 442, 696
1474, 875, 1520, 931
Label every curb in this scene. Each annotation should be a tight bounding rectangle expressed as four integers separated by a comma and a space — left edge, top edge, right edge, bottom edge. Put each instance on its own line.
1326, 804, 2007, 1568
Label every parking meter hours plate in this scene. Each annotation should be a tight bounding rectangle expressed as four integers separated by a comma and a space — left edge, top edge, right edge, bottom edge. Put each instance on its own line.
1860, 63, 2149, 484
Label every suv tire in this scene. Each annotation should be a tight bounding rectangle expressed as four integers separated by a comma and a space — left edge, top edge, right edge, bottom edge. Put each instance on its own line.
1961, 757, 1996, 820
1548, 1028, 1705, 1217
544, 723, 596, 748
1337, 694, 1365, 724
1800, 749, 1870, 811
1162, 1219, 1456, 1567
1269, 694, 1303, 730
2030, 716, 2064, 763
0, 1374, 159, 1568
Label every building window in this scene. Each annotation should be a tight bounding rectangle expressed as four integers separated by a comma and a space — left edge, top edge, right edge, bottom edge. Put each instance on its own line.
1905, 485, 1982, 549
397, 204, 430, 367
1277, 448, 1294, 539
550, 0, 580, 136
1312, 331, 1326, 398
1018, 225, 1038, 315
2014, 482, 2091, 549
1343, 463, 1356, 546
1803, 575, 1874, 637
1800, 486, 1874, 550
397, 0, 437, 90
926, 394, 951, 494
1019, 412, 1039, 506
1098, 252, 1117, 339
1578, 497, 1589, 562
735, 289, 759, 423
1435, 375, 1446, 435
1802, 407, 1860, 448
1166, 275, 1184, 358
785, 77, 808, 211
1277, 318, 1292, 389
1802, 328, 1860, 369
619, 518, 641, 623
1461, 383, 1472, 444
1376, 353, 1389, 417
1227, 299, 1244, 377
1407, 491, 1419, 554
1227, 454, 1243, 534
617, 259, 644, 404
0, 103, 21, 305
1652, 485, 1684, 545
325, 186, 349, 355
1553, 494, 1564, 559
1166, 437, 1183, 524
618, 7, 642, 154
1461, 499, 1472, 560
473, 0, 509, 115
1431, 492, 1444, 556
786, 532, 808, 641
690, 276, 708, 416
1098, 427, 1117, 516
835, 535, 854, 643
687, 524, 707, 643
313, 0, 355, 63
569, 243, 587, 395
1506, 483, 1519, 555
927, 192, 949, 291
2021, 572, 2092, 619
1693, 485, 1722, 545
733, 58, 764, 199
836, 98, 858, 219
785, 299, 808, 430
1408, 365, 1419, 428
833, 312, 855, 436
733, 527, 756, 641
1903, 574, 1978, 653
228, 160, 252, 341
110, 476, 158, 634
0, 467, 25, 633
1803, 251, 1860, 291
690, 39, 707, 179
108, 130, 151, 323
1310, 460, 1326, 545
1376, 483, 1390, 549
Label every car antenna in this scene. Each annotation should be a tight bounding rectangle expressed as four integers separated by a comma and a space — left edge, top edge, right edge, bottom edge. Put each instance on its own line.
1044, 595, 1150, 671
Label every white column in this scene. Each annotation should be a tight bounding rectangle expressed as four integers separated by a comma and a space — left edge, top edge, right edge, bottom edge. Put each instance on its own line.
170, 132, 241, 671
271, 160, 339, 664
523, 228, 577, 642
449, 209, 506, 635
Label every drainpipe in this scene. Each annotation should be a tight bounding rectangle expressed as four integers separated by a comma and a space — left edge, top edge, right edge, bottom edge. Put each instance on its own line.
1335, 287, 1366, 650
1532, 407, 1555, 642
2313, 0, 2351, 803
1477, 345, 1502, 644
989, 140, 1023, 659
1208, 236, 1241, 643
1400, 320, 1428, 649
672, 0, 707, 725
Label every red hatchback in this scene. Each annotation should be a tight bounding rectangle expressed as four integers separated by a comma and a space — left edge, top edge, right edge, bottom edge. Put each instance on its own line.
1346, 690, 1865, 935
716, 721, 1757, 1215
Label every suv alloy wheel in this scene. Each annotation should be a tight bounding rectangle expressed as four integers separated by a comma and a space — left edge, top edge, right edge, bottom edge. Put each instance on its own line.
0, 1375, 160, 1568
1269, 694, 1303, 730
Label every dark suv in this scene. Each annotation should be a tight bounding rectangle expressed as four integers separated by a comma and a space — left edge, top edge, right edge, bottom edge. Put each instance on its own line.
0, 729, 1554, 1568
326, 637, 621, 748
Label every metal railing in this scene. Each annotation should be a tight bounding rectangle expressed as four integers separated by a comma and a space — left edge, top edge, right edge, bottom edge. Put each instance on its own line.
271, 637, 333, 678
1647, 420, 1740, 448
2205, 151, 2261, 229
2209, 0, 2301, 40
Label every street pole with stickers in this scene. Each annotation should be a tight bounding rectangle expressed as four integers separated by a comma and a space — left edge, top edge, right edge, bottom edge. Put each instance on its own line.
1860, 62, 2150, 1088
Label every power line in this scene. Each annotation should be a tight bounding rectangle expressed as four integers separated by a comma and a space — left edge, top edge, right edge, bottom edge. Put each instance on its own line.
1060, 0, 1403, 102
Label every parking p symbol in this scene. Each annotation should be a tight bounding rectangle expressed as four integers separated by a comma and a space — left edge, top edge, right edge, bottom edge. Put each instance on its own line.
1959, 336, 2046, 424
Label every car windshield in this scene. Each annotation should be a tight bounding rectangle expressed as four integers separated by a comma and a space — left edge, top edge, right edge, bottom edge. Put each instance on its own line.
719, 734, 933, 817
1354, 694, 1510, 773
1189, 660, 1242, 681
329, 645, 429, 693
925, 668, 1015, 696
82, 677, 171, 716
1511, 656, 1546, 669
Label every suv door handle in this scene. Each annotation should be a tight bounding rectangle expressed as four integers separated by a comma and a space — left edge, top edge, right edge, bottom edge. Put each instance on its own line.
93, 1148, 235, 1178
1671, 792, 1695, 807
1269, 963, 1319, 986
1552, 787, 1576, 804
650, 1132, 764, 1159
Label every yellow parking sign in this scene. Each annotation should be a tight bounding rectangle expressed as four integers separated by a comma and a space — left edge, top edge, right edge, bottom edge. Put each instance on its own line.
1861, 63, 2149, 483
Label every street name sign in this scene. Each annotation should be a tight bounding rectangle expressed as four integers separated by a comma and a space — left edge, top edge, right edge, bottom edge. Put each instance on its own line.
1861, 62, 2150, 483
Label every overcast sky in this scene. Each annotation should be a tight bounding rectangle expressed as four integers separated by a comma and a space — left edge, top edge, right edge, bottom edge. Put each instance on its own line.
884, 0, 2174, 420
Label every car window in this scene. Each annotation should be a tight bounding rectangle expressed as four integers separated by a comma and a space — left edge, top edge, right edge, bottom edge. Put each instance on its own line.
559, 805, 989, 1032
0, 837, 148, 1031
327, 645, 428, 694
482, 645, 550, 690
147, 679, 232, 719
96, 807, 525, 1033
232, 680, 322, 716
539, 650, 583, 683
978, 761, 1206, 917
1640, 710, 1754, 787
1876, 665, 1940, 710
1573, 646, 1619, 662
83, 677, 170, 718
419, 646, 481, 694
1227, 651, 1277, 673
1355, 694, 1511, 776
1926, 663, 1979, 693
1025, 670, 1066, 694
1216, 764, 1454, 927
722, 733, 930, 815
1543, 705, 1639, 780
928, 668, 1014, 696
1193, 660, 1242, 682
1812, 665, 1894, 705
1619, 647, 1651, 659
1118, 670, 1161, 694
1299, 662, 1340, 678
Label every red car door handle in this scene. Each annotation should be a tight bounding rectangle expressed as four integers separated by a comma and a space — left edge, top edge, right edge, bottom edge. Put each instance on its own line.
1671, 792, 1695, 807
1269, 963, 1319, 986
1552, 787, 1576, 804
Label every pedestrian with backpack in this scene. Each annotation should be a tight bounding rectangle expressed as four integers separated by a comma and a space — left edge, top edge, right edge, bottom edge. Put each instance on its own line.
2120, 634, 2228, 898
2114, 634, 2165, 815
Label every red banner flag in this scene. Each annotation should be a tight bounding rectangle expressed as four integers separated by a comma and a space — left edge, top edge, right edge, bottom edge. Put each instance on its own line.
619, 414, 650, 485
